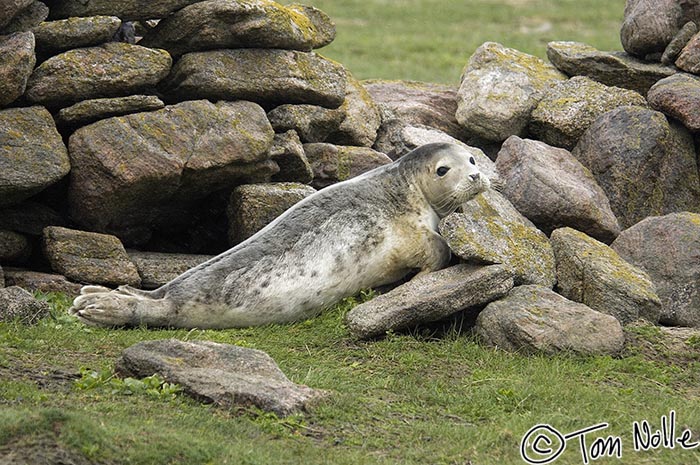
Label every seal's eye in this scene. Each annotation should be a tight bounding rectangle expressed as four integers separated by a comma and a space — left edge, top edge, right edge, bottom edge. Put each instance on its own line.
469, 156, 476, 165
436, 166, 450, 177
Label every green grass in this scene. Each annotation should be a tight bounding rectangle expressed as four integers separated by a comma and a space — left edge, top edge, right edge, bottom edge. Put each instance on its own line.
1, 293, 700, 464
282, 0, 626, 84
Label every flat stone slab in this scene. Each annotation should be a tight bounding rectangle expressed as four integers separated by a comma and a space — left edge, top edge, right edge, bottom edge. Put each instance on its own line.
0, 286, 50, 324
346, 264, 514, 339
161, 49, 347, 108
116, 339, 326, 416
547, 41, 677, 95
48, 0, 203, 21
3, 269, 82, 296
42, 226, 141, 287
127, 251, 214, 290
56, 95, 165, 128
26, 42, 172, 107
32, 16, 121, 56
140, 0, 334, 57
476, 285, 625, 355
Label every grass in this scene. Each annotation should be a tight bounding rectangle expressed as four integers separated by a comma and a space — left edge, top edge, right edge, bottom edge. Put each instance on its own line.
282, 0, 626, 84
1, 293, 700, 464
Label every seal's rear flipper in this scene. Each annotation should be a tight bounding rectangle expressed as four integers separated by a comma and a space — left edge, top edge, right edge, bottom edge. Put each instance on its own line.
70, 285, 170, 327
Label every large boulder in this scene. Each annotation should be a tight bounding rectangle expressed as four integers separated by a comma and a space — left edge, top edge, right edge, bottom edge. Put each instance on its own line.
676, 31, 700, 75
42, 226, 141, 287
0, 31, 36, 108
227, 182, 316, 244
161, 49, 346, 108
529, 76, 648, 150
31, 16, 122, 56
572, 106, 700, 229
620, 0, 683, 58
68, 100, 276, 244
0, 0, 32, 30
48, 0, 204, 21
267, 73, 380, 147
127, 251, 213, 290
546, 41, 677, 95
363, 79, 467, 143
303, 143, 391, 189
612, 212, 700, 328
496, 136, 620, 242
647, 73, 700, 132
0, 286, 50, 324
439, 190, 556, 287
25, 42, 172, 107
140, 0, 334, 57
456, 42, 566, 142
1, 1, 48, 34
116, 339, 325, 415
0, 106, 70, 207
551, 227, 661, 325
346, 264, 514, 340
475, 285, 625, 355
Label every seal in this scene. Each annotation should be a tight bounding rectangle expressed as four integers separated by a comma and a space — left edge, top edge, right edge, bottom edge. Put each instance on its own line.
70, 142, 490, 329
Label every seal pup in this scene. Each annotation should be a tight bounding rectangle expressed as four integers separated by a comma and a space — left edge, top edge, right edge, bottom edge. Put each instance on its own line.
70, 143, 490, 329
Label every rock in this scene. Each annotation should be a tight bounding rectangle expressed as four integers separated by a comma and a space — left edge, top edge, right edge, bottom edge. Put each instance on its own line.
140, 0, 334, 57
495, 136, 620, 242
43, 226, 141, 287
227, 182, 316, 244
56, 95, 165, 128
286, 3, 335, 48
550, 227, 661, 325
161, 49, 346, 108
662, 21, 698, 65
0, 286, 50, 324
456, 42, 566, 142
0, 265, 3, 287
572, 106, 700, 229
439, 190, 556, 287
267, 73, 380, 147
116, 339, 325, 415
475, 285, 625, 355
127, 251, 214, 289
31, 16, 122, 56
3, 269, 82, 296
363, 79, 467, 142
269, 131, 314, 184
25, 42, 172, 107
303, 143, 391, 189
0, 31, 36, 107
676, 31, 700, 74
68, 100, 276, 244
529, 76, 648, 150
0, 0, 32, 30
0, 202, 65, 235
647, 73, 700, 132
1, 1, 48, 33
0, 106, 70, 207
0, 230, 31, 263
546, 41, 677, 95
48, 0, 204, 22
620, 0, 681, 58
370, 125, 499, 183
346, 264, 514, 339
612, 212, 700, 328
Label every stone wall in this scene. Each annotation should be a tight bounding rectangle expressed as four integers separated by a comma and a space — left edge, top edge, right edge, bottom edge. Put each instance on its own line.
1, 0, 699, 341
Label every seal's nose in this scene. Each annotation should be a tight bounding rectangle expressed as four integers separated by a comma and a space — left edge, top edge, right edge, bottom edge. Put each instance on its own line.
469, 173, 480, 181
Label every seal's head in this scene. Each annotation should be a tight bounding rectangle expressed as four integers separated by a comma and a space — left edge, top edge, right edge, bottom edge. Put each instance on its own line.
401, 142, 490, 217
